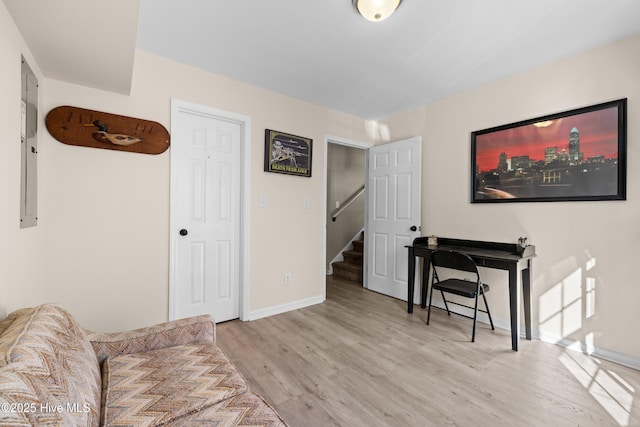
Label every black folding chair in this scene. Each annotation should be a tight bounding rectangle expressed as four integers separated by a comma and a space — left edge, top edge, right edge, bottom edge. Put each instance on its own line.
427, 250, 494, 342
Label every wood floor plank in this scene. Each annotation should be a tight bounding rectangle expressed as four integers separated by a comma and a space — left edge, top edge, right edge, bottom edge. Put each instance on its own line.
217, 277, 640, 427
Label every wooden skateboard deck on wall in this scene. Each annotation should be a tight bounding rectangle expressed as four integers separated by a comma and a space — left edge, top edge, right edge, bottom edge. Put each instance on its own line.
45, 105, 170, 155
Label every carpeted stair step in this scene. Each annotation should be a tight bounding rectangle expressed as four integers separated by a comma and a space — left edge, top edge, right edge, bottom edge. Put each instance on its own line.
332, 235, 364, 284
342, 249, 363, 264
332, 260, 363, 284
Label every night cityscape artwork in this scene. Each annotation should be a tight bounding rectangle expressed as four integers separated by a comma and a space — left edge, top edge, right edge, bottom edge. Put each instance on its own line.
471, 99, 626, 203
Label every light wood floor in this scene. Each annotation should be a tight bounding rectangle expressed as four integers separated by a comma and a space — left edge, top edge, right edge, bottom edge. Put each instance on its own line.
217, 277, 640, 427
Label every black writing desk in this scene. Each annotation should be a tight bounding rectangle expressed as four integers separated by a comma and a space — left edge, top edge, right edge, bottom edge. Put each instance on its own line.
406, 237, 536, 351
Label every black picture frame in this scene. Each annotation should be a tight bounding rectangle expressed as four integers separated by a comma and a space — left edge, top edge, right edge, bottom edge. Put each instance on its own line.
471, 99, 627, 203
264, 129, 313, 177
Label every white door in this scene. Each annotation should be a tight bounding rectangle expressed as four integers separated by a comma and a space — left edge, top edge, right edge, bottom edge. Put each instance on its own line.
170, 100, 244, 322
366, 137, 421, 301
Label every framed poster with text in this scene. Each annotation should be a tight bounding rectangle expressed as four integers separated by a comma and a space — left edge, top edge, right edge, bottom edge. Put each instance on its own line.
264, 129, 312, 177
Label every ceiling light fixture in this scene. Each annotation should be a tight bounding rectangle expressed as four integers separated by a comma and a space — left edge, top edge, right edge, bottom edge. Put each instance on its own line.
533, 120, 554, 128
352, 0, 402, 22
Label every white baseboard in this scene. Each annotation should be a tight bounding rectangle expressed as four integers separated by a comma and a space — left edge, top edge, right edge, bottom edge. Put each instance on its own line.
429, 300, 640, 370
250, 295, 640, 370
247, 294, 325, 321
591, 347, 640, 371
539, 332, 640, 371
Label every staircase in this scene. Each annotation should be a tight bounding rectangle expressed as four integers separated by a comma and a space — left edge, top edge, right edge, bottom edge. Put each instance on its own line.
331, 233, 364, 284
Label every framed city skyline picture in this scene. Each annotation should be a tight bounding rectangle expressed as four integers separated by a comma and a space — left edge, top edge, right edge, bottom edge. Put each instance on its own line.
471, 98, 627, 203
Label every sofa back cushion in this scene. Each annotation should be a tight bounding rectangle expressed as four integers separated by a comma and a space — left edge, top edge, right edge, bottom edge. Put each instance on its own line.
0, 304, 101, 426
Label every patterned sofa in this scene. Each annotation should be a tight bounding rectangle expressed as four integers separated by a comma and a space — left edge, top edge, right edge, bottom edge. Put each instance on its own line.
0, 304, 287, 426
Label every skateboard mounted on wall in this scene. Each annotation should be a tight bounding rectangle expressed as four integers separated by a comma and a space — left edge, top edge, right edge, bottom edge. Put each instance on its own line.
45, 105, 170, 155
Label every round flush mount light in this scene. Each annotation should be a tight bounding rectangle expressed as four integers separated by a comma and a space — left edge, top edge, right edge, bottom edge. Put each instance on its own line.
533, 120, 554, 128
352, 0, 403, 22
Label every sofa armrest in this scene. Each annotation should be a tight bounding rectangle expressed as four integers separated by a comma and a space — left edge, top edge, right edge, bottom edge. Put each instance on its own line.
87, 314, 215, 363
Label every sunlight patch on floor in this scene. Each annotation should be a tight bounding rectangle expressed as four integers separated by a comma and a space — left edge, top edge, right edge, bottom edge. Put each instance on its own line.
539, 257, 635, 425
560, 347, 634, 426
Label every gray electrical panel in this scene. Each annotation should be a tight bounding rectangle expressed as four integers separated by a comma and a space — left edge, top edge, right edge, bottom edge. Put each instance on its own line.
20, 56, 38, 228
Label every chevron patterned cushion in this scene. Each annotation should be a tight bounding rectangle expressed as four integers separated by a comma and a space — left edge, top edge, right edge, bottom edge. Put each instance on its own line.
1, 305, 288, 426
101, 342, 249, 426
162, 391, 287, 426
88, 314, 216, 364
0, 304, 101, 426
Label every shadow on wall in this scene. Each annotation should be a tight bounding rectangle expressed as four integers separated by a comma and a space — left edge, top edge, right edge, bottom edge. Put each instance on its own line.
539, 253, 635, 426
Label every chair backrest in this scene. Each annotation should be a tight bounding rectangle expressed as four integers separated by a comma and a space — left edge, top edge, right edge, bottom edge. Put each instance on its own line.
430, 250, 480, 281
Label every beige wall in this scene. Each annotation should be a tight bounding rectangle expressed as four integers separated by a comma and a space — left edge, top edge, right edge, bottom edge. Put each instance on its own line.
3, 0, 640, 363
0, 4, 47, 318
39, 51, 371, 332
1, 1, 371, 331
382, 34, 640, 362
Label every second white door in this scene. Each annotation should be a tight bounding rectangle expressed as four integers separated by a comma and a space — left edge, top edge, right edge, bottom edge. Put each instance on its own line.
366, 137, 422, 301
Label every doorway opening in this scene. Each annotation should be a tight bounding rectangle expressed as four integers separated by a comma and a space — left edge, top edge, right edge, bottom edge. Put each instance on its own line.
324, 135, 372, 295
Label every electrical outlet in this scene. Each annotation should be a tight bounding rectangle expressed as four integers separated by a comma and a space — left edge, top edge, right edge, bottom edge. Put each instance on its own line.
284, 273, 292, 286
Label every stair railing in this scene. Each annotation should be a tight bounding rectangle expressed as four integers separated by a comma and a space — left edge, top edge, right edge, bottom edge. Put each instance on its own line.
331, 185, 365, 222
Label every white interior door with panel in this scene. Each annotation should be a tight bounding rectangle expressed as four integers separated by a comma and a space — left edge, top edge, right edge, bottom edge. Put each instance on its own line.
366, 137, 421, 301
170, 100, 248, 322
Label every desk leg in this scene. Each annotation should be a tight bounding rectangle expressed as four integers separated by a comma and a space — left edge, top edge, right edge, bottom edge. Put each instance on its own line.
522, 261, 532, 340
508, 267, 520, 351
421, 256, 430, 309
407, 248, 415, 313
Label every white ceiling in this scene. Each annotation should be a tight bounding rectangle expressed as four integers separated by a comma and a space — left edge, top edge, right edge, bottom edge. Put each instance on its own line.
6, 0, 640, 119
3, 0, 139, 95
